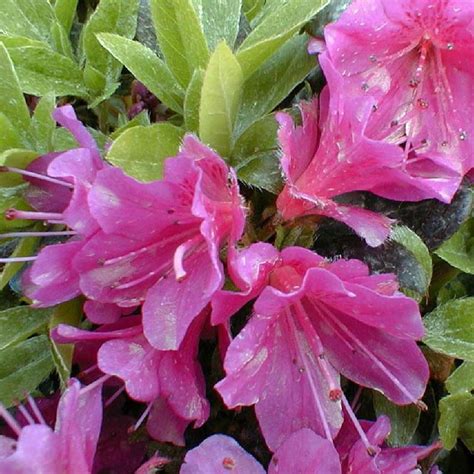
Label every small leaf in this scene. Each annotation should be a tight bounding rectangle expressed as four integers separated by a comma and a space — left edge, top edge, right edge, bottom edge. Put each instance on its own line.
30, 94, 56, 153
49, 298, 83, 387
0, 335, 54, 407
0, 113, 23, 153
184, 68, 204, 133
423, 298, 474, 361
439, 392, 474, 450
435, 218, 474, 274
0, 149, 40, 186
110, 111, 151, 140
0, 306, 51, 351
82, 0, 139, 95
1, 37, 86, 97
373, 392, 421, 446
0, 44, 30, 133
0, 234, 39, 291
0, 185, 32, 232
199, 42, 243, 157
446, 362, 474, 394
236, 0, 328, 78
97, 33, 184, 113
106, 124, 185, 181
191, 0, 242, 51
150, 0, 209, 88
243, 0, 265, 22
235, 34, 315, 136
54, 0, 78, 35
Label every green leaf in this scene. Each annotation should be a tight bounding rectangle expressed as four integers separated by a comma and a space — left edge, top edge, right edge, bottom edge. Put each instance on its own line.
232, 114, 282, 193
0, 113, 23, 153
439, 392, 474, 450
390, 225, 432, 299
446, 362, 474, 394
150, 0, 209, 88
82, 0, 139, 95
0, 234, 39, 291
30, 94, 56, 153
243, 0, 265, 22
0, 149, 39, 186
106, 123, 185, 181
0, 335, 54, 407
373, 392, 421, 446
54, 0, 78, 34
191, 0, 242, 51
236, 0, 328, 78
199, 42, 243, 157
435, 218, 474, 274
0, 44, 30, 132
184, 68, 204, 133
49, 299, 83, 387
235, 34, 315, 136
423, 298, 474, 361
1, 37, 86, 97
97, 33, 184, 113
0, 185, 32, 232
111, 111, 151, 141
0, 306, 51, 351
0, 0, 56, 45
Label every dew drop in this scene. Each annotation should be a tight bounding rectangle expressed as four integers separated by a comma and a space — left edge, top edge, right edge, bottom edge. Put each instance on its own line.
441, 140, 449, 147
409, 78, 419, 88
369, 54, 377, 63
459, 130, 468, 141
372, 104, 378, 112
298, 367, 305, 373
222, 457, 236, 470
390, 119, 399, 127
417, 98, 429, 109
447, 42, 454, 50
361, 82, 369, 92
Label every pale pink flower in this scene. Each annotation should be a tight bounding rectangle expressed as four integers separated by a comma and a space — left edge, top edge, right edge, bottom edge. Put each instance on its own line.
323, 0, 473, 176
214, 244, 428, 451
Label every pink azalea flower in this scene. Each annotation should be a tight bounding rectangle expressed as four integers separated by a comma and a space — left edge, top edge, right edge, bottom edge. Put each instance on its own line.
322, 0, 473, 176
52, 311, 210, 446
1, 105, 106, 307
0, 379, 103, 474
180, 435, 266, 474
73, 135, 245, 350
276, 55, 462, 247
214, 244, 428, 451
334, 415, 442, 473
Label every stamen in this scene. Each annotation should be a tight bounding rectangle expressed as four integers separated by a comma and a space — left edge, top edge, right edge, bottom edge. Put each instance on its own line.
351, 386, 364, 412
27, 395, 47, 425
0, 230, 76, 239
0, 256, 37, 263
173, 235, 203, 281
76, 364, 99, 379
341, 394, 377, 456
0, 166, 74, 189
0, 403, 22, 436
5, 209, 64, 223
104, 386, 125, 407
131, 402, 153, 432
16, 403, 35, 425
79, 374, 110, 395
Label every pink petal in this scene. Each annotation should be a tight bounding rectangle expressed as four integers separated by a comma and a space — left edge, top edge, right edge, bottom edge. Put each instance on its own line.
83, 301, 122, 325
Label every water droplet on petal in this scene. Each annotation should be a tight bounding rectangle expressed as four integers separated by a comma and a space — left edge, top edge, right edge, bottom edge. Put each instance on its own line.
372, 104, 378, 112
441, 140, 449, 147
369, 54, 377, 63
459, 130, 468, 141
417, 98, 429, 109
409, 78, 420, 88
390, 119, 399, 127
447, 42, 454, 50
361, 82, 369, 91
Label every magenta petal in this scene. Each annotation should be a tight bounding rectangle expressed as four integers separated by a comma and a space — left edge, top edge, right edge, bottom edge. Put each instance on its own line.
180, 435, 265, 474
143, 251, 222, 350
83, 301, 122, 325
268, 429, 341, 474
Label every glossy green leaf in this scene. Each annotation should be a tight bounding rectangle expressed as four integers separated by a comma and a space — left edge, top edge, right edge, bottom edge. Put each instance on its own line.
107, 123, 185, 181
373, 392, 421, 446
49, 298, 83, 386
184, 68, 204, 133
82, 0, 139, 95
439, 392, 474, 450
0, 306, 51, 351
199, 42, 243, 157
0, 234, 39, 291
446, 362, 474, 394
30, 94, 56, 153
110, 111, 151, 140
435, 218, 474, 274
1, 37, 86, 97
0, 0, 56, 45
424, 298, 474, 361
0, 335, 54, 407
0, 113, 23, 153
97, 33, 184, 113
0, 185, 32, 231
0, 150, 39, 186
235, 35, 315, 136
243, 0, 265, 22
0, 44, 30, 132
54, 0, 78, 34
191, 0, 242, 50
236, 0, 328, 78
150, 0, 209, 88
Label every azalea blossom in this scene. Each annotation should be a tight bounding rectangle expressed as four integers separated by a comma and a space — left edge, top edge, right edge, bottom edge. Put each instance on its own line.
52, 311, 210, 446
0, 379, 103, 474
1, 105, 105, 306
322, 0, 473, 177
214, 244, 428, 450
73, 135, 245, 350
276, 54, 463, 247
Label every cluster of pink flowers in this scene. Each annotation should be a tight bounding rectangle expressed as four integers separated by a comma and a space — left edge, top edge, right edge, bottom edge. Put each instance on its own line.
1, 0, 472, 471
